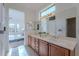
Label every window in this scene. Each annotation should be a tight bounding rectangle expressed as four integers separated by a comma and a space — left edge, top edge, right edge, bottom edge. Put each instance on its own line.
9, 24, 15, 28
9, 23, 15, 33
40, 4, 55, 17
17, 24, 20, 29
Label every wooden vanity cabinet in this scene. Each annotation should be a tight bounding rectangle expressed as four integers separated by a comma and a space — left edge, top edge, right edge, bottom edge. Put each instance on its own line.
49, 44, 70, 56
28, 35, 75, 56
39, 40, 49, 56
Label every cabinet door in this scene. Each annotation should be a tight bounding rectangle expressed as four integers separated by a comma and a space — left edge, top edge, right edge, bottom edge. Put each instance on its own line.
28, 36, 32, 47
31, 37, 36, 50
49, 44, 70, 56
35, 38, 39, 53
39, 40, 49, 56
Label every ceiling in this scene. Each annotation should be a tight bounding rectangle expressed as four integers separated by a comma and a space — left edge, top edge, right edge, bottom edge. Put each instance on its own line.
5, 3, 51, 12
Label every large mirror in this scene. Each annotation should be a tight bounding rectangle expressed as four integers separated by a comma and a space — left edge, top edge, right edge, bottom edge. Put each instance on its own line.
38, 17, 56, 36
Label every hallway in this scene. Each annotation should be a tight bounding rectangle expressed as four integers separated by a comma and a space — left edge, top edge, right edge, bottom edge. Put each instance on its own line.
7, 45, 38, 56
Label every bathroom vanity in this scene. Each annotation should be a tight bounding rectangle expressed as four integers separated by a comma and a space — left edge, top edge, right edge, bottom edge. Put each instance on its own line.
28, 32, 77, 56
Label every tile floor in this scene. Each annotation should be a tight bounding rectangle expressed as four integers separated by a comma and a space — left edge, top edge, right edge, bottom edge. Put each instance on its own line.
7, 45, 38, 56
8, 39, 38, 56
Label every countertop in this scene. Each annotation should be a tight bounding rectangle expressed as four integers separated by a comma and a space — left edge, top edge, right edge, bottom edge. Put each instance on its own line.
28, 32, 77, 51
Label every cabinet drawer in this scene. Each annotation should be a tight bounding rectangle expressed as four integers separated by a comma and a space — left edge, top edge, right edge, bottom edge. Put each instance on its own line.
49, 44, 70, 56
39, 40, 49, 56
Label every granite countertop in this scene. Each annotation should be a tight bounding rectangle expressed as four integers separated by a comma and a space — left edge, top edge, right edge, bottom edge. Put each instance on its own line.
28, 32, 77, 51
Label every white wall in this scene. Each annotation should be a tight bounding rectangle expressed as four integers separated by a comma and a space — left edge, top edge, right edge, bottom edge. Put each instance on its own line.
0, 3, 9, 56
0, 3, 3, 56
0, 34, 3, 55
74, 4, 79, 56
3, 4, 9, 56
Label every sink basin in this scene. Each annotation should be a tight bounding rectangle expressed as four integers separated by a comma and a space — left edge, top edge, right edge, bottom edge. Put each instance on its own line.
38, 32, 49, 37
38, 32, 48, 34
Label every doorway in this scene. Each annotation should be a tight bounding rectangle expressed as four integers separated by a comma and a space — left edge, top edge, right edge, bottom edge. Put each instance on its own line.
9, 8, 25, 48
66, 17, 76, 38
